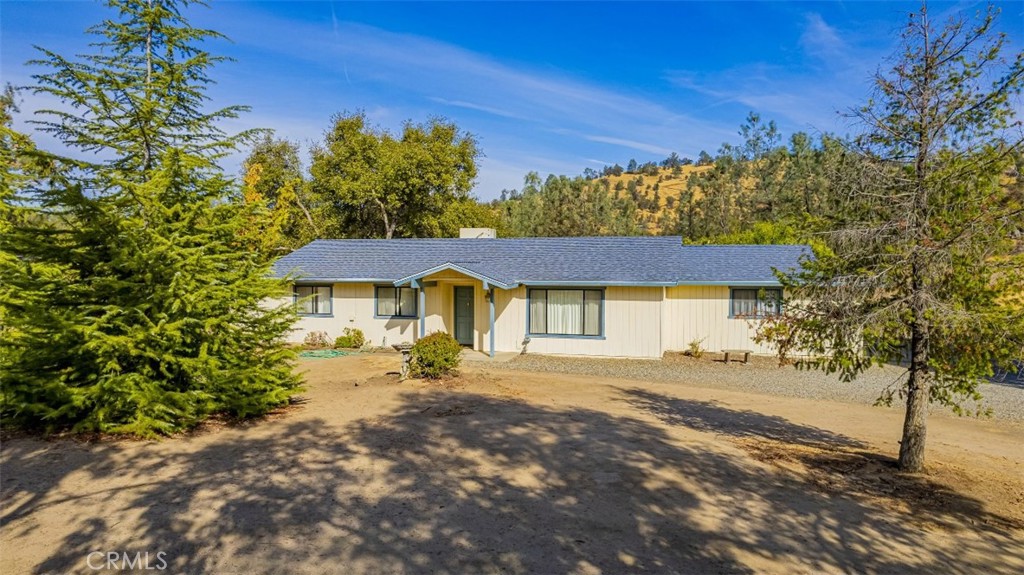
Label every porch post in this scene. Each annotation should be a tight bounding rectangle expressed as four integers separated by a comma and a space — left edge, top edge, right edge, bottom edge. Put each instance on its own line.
488, 288, 495, 358
413, 279, 425, 339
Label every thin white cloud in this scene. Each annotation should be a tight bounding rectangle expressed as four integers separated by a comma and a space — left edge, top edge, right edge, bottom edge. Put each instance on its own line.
582, 135, 674, 157
664, 13, 884, 135
801, 13, 848, 62
218, 13, 726, 156
187, 8, 740, 195
7, 3, 895, 199
428, 97, 526, 120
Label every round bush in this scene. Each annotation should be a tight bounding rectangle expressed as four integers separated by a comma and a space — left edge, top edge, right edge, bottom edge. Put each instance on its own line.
334, 327, 366, 349
410, 332, 463, 379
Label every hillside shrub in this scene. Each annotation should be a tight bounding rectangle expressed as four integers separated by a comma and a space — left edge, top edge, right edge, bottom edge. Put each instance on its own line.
334, 327, 366, 349
410, 332, 463, 379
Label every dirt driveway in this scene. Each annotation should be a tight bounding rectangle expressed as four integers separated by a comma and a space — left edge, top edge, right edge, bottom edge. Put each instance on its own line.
2, 353, 1022, 574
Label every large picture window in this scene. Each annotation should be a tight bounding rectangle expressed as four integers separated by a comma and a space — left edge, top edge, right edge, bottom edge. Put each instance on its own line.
376, 286, 418, 318
294, 285, 332, 316
730, 288, 782, 318
528, 288, 602, 336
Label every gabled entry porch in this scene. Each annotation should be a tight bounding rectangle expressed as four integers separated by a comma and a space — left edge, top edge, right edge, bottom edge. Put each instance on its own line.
395, 262, 516, 358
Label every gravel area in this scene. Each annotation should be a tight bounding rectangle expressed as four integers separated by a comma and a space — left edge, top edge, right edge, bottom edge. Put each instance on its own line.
490, 354, 1024, 422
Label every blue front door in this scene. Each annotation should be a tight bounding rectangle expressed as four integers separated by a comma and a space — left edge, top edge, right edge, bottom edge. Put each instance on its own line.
454, 286, 474, 346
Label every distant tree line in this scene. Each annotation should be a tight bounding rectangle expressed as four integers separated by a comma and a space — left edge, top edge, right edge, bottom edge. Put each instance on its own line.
664, 113, 850, 243
493, 173, 638, 237
246, 107, 1021, 250
483, 114, 853, 241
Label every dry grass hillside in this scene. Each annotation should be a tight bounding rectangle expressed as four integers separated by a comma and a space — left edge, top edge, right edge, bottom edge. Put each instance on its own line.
597, 165, 710, 234
591, 159, 1021, 237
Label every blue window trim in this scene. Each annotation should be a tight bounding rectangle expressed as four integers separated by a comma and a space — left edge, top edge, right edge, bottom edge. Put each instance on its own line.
728, 286, 783, 319
374, 285, 419, 319
293, 284, 333, 317
526, 287, 606, 340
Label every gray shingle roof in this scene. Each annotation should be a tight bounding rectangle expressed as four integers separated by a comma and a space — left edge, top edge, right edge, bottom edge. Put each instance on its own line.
271, 237, 810, 287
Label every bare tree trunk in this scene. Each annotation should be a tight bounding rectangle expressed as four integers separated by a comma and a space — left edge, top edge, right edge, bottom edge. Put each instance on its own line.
374, 198, 393, 239
899, 286, 930, 472
293, 192, 318, 234
898, 10, 935, 472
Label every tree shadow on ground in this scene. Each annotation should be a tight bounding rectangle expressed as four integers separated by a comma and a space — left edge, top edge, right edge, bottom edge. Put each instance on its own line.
8, 389, 1023, 575
621, 387, 1024, 531
620, 388, 866, 449
0, 436, 124, 534
989, 360, 1023, 388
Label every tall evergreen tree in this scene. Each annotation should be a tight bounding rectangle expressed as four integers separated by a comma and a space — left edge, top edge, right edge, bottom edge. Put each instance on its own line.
758, 3, 1024, 471
500, 172, 638, 237
0, 0, 300, 436
736, 112, 786, 219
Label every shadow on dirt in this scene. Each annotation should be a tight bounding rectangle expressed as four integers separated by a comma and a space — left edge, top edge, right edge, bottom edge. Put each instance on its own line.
621, 388, 1023, 533
3, 388, 1021, 575
620, 388, 866, 449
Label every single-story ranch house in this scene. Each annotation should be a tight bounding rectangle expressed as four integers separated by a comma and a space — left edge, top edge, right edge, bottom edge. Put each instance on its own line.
272, 229, 809, 359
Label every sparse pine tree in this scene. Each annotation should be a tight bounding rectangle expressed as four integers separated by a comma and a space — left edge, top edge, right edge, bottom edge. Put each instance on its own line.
758, 3, 1024, 471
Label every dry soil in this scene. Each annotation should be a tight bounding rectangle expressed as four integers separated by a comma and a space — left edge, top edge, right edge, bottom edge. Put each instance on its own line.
2, 352, 1022, 574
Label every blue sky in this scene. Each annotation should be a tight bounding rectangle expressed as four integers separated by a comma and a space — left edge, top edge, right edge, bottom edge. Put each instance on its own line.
2, 1, 1021, 199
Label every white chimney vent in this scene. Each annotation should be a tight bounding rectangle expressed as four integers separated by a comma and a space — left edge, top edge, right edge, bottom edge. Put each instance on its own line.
459, 227, 496, 239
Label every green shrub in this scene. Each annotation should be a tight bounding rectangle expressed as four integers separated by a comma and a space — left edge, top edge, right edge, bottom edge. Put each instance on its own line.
334, 327, 366, 349
303, 331, 330, 349
410, 332, 463, 379
685, 337, 707, 359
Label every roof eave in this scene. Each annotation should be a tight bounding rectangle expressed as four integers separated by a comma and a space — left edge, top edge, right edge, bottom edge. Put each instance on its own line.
521, 280, 677, 287
287, 277, 400, 284
674, 280, 783, 286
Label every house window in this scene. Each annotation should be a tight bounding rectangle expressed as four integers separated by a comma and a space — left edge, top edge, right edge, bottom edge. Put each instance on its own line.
528, 288, 602, 337
376, 286, 418, 318
730, 288, 782, 318
294, 285, 332, 316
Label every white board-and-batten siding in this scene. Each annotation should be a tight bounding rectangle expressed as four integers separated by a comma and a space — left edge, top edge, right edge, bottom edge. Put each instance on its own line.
280, 282, 775, 357
493, 286, 663, 358
662, 285, 777, 355
275, 283, 418, 347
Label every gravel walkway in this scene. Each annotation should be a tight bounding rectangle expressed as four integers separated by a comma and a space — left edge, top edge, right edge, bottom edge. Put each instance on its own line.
490, 354, 1024, 422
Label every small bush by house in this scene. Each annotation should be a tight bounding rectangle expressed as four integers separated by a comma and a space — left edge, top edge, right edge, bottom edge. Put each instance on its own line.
685, 337, 707, 359
334, 328, 366, 349
410, 332, 463, 379
303, 331, 330, 349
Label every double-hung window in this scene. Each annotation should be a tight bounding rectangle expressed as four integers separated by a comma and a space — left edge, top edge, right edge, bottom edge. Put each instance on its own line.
730, 287, 782, 318
295, 285, 332, 316
376, 286, 418, 318
528, 288, 602, 337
